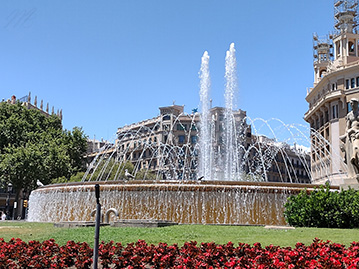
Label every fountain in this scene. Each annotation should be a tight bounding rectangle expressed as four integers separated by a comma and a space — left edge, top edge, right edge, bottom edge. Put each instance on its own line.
28, 44, 343, 225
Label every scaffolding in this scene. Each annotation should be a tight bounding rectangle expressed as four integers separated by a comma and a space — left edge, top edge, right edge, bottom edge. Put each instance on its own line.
334, 0, 359, 33
313, 33, 334, 64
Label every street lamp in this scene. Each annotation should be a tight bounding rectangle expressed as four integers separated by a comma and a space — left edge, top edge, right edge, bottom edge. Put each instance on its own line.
6, 183, 13, 220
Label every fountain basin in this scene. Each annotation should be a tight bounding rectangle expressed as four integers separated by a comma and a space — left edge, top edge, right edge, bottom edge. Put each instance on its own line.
28, 180, 334, 225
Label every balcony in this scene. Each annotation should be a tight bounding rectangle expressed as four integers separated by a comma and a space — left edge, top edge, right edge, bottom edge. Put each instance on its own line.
305, 89, 344, 120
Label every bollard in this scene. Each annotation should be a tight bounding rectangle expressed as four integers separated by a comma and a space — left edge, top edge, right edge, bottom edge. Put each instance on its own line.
93, 184, 101, 269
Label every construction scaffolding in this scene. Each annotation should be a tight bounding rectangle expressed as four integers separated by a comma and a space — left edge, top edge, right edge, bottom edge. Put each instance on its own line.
334, 0, 359, 33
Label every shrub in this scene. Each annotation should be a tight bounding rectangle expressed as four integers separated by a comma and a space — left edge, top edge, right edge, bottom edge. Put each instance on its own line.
284, 183, 359, 228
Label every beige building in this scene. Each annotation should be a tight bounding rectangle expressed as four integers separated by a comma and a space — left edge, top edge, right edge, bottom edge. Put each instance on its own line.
2, 92, 62, 121
116, 104, 200, 180
115, 104, 309, 182
116, 104, 252, 180
304, 0, 359, 184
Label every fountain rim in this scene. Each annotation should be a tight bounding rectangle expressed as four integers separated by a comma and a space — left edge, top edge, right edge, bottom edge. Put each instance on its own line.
33, 180, 339, 194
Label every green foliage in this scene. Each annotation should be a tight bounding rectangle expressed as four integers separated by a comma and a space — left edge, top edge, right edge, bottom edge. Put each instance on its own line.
0, 102, 87, 191
83, 159, 157, 181
52, 172, 86, 184
84, 159, 132, 181
284, 183, 359, 228
133, 169, 157, 180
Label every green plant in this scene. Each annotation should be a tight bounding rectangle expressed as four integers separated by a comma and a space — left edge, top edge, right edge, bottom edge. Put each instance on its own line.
284, 183, 359, 228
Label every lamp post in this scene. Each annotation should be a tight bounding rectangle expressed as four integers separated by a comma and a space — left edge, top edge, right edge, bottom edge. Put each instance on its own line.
6, 183, 13, 220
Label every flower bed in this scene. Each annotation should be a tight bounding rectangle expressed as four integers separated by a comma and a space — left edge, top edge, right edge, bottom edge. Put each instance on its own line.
1, 238, 359, 268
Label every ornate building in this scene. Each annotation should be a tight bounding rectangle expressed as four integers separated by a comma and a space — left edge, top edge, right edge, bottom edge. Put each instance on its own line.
304, 0, 359, 184
115, 104, 253, 180
113, 104, 310, 183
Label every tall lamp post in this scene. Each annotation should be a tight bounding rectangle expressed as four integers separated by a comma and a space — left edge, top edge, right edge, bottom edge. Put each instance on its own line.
6, 183, 13, 220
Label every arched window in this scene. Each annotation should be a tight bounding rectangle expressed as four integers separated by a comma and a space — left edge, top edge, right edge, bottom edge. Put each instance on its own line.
319, 69, 326, 78
336, 41, 341, 57
349, 41, 355, 55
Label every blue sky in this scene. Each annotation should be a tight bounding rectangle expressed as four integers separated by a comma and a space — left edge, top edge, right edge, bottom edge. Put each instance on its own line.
1, 0, 333, 142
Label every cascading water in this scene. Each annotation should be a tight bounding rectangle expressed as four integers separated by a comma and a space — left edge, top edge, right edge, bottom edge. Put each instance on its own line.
28, 181, 320, 225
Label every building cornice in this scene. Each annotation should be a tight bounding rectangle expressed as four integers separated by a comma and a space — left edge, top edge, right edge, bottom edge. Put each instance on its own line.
306, 61, 359, 101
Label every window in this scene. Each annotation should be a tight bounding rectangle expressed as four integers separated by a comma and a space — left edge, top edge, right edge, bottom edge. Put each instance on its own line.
356, 77, 359, 87
349, 41, 355, 55
351, 78, 355, 88
325, 111, 329, 123
319, 69, 326, 78
332, 104, 339, 119
191, 135, 198, 144
336, 41, 341, 57
163, 115, 170, 121
178, 135, 185, 144
177, 124, 187, 131
346, 79, 350, 89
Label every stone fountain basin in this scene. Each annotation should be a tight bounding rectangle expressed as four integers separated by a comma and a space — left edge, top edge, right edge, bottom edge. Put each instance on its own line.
28, 180, 336, 226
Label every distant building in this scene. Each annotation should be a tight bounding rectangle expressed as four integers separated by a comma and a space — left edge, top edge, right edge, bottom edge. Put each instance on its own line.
257, 136, 311, 184
116, 104, 200, 180
84, 138, 114, 165
113, 104, 310, 182
304, 0, 359, 184
1, 92, 62, 121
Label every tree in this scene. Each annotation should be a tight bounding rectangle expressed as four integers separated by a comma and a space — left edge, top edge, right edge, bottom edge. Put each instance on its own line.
0, 102, 88, 192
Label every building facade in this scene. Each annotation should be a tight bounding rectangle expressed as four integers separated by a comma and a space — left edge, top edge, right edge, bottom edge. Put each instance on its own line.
115, 104, 253, 180
113, 104, 310, 183
116, 105, 200, 180
304, 0, 359, 184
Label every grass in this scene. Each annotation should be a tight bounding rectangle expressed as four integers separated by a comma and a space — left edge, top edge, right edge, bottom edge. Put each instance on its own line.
1, 221, 359, 248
